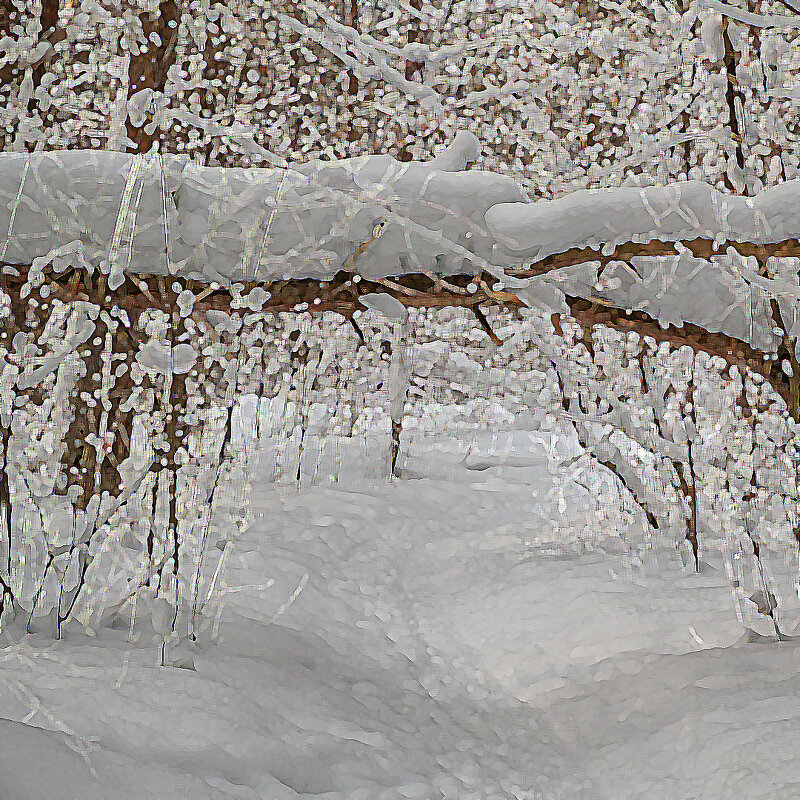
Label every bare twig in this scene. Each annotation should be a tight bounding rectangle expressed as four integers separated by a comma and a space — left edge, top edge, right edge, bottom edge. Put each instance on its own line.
472, 304, 504, 345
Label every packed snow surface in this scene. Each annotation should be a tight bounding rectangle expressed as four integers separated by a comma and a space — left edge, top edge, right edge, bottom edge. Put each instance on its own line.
2, 409, 800, 799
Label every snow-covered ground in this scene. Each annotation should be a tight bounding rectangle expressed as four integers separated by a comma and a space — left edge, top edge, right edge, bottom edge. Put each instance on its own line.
2, 407, 800, 799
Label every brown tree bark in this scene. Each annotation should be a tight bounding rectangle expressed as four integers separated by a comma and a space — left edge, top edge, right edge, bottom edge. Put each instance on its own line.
125, 0, 181, 154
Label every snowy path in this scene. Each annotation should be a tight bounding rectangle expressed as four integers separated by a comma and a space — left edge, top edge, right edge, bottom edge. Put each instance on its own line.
3, 427, 800, 798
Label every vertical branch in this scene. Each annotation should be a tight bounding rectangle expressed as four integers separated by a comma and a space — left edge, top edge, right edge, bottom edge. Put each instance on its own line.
0, 274, 18, 621
281, 0, 309, 156
638, 344, 700, 570
666, 389, 700, 571
0, 422, 12, 618
0, 1, 13, 592
791, 431, 800, 604
388, 317, 410, 478
28, 0, 61, 125
286, 328, 308, 482
0, 0, 61, 151
684, 373, 700, 570
743, 508, 781, 639
677, 0, 699, 175
735, 384, 781, 636
755, 258, 800, 585
158, 280, 188, 588
345, 0, 360, 100
342, 316, 367, 442
742, 461, 781, 638
125, 1, 181, 155
549, 313, 661, 533
295, 341, 321, 485
398, 0, 425, 162
762, 282, 800, 424
404, 0, 425, 82
55, 273, 136, 633
721, 17, 749, 193
59, 274, 121, 513
189, 401, 234, 641
751, 0, 788, 184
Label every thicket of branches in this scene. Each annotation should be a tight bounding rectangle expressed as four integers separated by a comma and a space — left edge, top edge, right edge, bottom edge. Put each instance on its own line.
4, 0, 799, 189
2, 0, 800, 641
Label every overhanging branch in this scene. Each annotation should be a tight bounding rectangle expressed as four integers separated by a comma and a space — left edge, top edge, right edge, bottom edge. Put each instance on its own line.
560, 295, 791, 407
507, 236, 800, 278
1, 228, 795, 406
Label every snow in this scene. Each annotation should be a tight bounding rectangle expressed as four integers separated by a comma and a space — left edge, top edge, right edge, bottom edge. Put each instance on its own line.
426, 130, 482, 171
487, 179, 800, 353
357, 292, 409, 323
4, 146, 800, 360
700, 12, 725, 61
2, 5, 798, 795
5, 144, 800, 380
135, 340, 197, 375
485, 179, 800, 262
2, 405, 800, 799
0, 147, 525, 284
702, 0, 800, 29
11, 149, 799, 295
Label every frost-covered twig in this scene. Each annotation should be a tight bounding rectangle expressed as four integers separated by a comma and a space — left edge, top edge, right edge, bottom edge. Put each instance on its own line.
702, 0, 800, 28
743, 506, 782, 641
189, 403, 235, 641
278, 8, 445, 113
528, 316, 669, 533
56, 457, 156, 632
266, 573, 309, 626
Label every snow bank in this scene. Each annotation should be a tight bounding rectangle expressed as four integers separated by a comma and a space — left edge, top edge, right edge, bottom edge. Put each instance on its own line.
3, 421, 799, 799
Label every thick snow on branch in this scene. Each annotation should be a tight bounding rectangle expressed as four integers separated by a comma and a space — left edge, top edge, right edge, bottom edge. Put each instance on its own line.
12, 147, 800, 289
486, 180, 800, 261
2, 146, 800, 354
0, 145, 524, 285
486, 178, 800, 352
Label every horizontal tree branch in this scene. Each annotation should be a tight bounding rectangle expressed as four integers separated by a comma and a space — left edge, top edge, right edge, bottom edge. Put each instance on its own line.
0, 246, 793, 407
558, 297, 791, 407
507, 236, 800, 278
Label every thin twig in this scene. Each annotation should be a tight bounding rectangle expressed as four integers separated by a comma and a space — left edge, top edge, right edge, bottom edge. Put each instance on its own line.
774, 0, 800, 15
472, 304, 504, 345
372, 276, 426, 297
423, 270, 470, 295
346, 315, 367, 347
194, 285, 216, 303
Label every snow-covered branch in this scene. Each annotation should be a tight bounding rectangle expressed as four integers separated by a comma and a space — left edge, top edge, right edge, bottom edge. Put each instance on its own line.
277, 11, 444, 114
701, 0, 800, 28
3, 147, 800, 398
